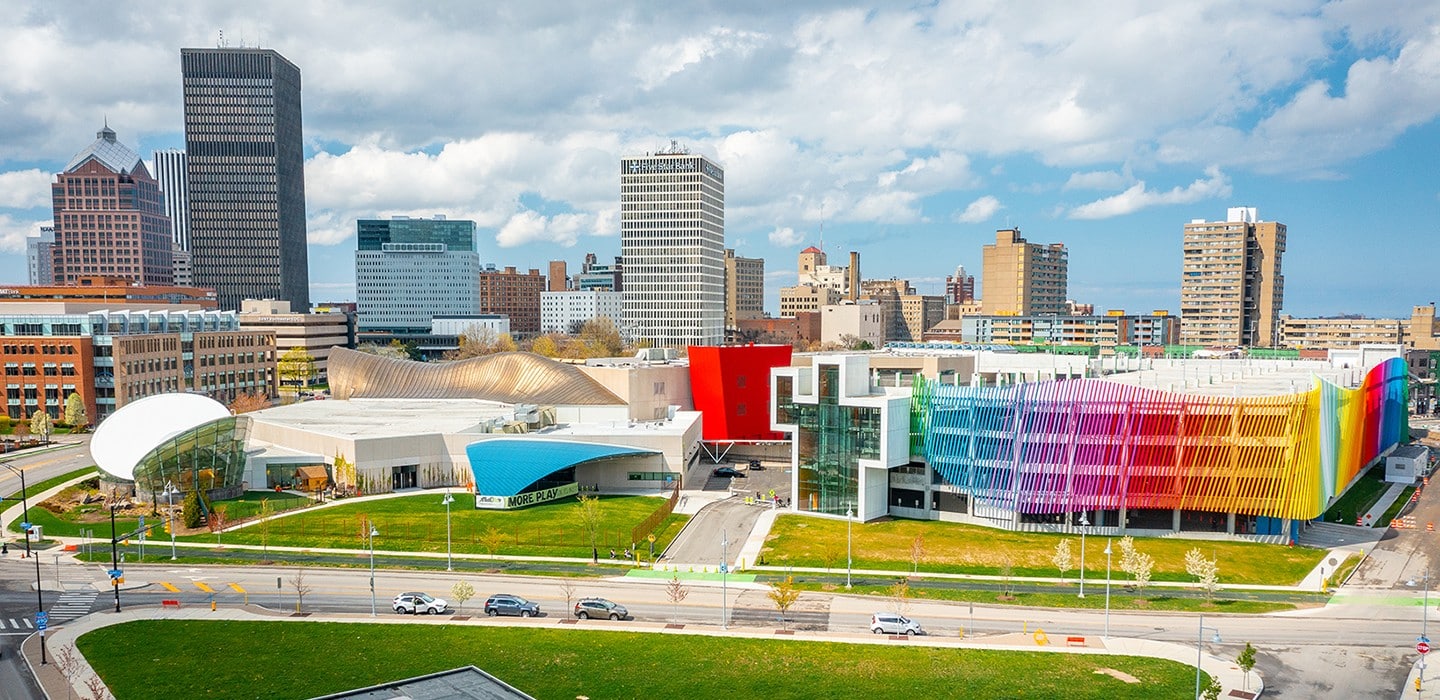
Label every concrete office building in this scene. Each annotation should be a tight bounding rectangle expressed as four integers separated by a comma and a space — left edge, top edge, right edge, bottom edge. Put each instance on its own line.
355, 217, 480, 335
1279, 316, 1406, 349
620, 144, 725, 347
239, 299, 353, 383
0, 276, 216, 308
478, 266, 546, 337
547, 261, 569, 292
51, 126, 174, 286
576, 253, 622, 291
780, 284, 841, 317
724, 249, 765, 330
946, 265, 975, 305
153, 149, 193, 286
541, 290, 622, 335
981, 229, 1067, 316
25, 227, 54, 286
1180, 207, 1286, 348
1412, 305, 1440, 351
959, 311, 1180, 348
820, 301, 885, 347
182, 47, 309, 311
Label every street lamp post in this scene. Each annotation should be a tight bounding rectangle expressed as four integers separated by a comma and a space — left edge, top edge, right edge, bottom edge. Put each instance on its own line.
721, 529, 729, 630
441, 491, 455, 572
368, 523, 379, 617
1195, 613, 1222, 700
109, 504, 122, 613
1103, 538, 1113, 638
5, 463, 46, 664
846, 506, 854, 590
1077, 514, 1090, 598
163, 481, 178, 561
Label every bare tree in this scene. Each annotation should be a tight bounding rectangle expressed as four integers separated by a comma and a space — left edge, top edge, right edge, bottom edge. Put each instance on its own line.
575, 494, 603, 563
664, 575, 689, 623
450, 580, 475, 612
768, 575, 801, 630
208, 505, 228, 545
83, 673, 110, 700
887, 579, 912, 617
227, 392, 271, 414
559, 579, 578, 613
54, 643, 81, 700
999, 556, 1016, 600
291, 568, 313, 612
258, 498, 273, 559
821, 542, 843, 573
910, 534, 926, 574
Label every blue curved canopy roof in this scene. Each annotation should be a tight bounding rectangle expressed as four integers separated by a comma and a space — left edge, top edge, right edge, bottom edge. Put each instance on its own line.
465, 438, 659, 496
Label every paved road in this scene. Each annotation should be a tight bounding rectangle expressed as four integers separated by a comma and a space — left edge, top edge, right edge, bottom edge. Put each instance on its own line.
663, 497, 772, 567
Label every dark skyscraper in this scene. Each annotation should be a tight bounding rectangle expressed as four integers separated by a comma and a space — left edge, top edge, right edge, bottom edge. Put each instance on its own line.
182, 48, 309, 310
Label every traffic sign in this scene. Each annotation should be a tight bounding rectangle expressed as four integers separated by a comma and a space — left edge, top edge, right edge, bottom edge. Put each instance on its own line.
107, 569, 123, 580
1419, 641, 1431, 655
19, 521, 30, 532
35, 611, 47, 630
719, 564, 728, 574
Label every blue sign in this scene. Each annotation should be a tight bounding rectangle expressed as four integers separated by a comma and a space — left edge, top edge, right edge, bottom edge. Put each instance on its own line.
1423, 636, 1432, 644
107, 569, 123, 580
719, 564, 728, 574
35, 611, 47, 630
19, 521, 30, 531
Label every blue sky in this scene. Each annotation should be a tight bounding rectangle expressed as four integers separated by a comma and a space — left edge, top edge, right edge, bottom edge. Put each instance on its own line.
1, 1, 1437, 317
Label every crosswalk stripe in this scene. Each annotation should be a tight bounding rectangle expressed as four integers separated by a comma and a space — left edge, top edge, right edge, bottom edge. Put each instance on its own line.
22, 619, 32, 629
194, 582, 214, 593
159, 581, 182, 593
6, 619, 15, 629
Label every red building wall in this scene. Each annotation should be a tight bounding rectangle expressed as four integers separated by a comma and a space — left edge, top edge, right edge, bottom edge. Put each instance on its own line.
688, 344, 793, 441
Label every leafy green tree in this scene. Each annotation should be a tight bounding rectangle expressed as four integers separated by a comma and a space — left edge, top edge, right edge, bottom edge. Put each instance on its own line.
576, 494, 603, 563
64, 393, 87, 427
530, 335, 560, 357
29, 411, 51, 440
1235, 642, 1257, 690
182, 490, 204, 529
451, 580, 476, 612
277, 347, 317, 388
768, 575, 801, 630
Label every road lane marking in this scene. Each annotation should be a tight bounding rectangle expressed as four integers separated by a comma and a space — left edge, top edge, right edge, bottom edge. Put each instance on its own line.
229, 583, 247, 594
159, 581, 182, 593
194, 582, 215, 593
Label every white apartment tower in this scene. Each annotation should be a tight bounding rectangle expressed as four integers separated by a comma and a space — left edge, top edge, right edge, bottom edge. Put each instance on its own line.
620, 142, 725, 347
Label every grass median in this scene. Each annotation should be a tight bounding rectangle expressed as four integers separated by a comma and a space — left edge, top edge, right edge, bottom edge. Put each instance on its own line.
763, 515, 1323, 586
179, 492, 687, 560
77, 620, 1203, 699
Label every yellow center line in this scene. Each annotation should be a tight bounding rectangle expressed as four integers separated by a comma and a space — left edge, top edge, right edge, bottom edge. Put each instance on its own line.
228, 583, 247, 594
158, 582, 181, 593
194, 582, 215, 593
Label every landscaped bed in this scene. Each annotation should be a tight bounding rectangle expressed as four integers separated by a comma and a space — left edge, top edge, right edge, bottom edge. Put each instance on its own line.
77, 620, 1203, 700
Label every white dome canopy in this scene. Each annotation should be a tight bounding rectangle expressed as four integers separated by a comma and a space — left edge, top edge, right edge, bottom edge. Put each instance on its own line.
90, 393, 233, 481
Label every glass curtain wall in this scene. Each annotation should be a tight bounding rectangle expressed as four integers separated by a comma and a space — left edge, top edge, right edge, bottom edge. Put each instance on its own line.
793, 365, 881, 515
132, 415, 252, 498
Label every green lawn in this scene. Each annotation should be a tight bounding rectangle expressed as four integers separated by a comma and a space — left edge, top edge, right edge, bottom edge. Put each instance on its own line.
795, 581, 1302, 614
180, 492, 688, 559
763, 515, 1323, 585
1380, 486, 1418, 526
77, 620, 1203, 700
1322, 467, 1388, 524
4, 466, 97, 504
210, 491, 311, 522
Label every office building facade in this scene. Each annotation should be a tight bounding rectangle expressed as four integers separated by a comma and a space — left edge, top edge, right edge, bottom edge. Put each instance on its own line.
51, 126, 174, 286
576, 253, 622, 291
182, 47, 309, 311
239, 299, 354, 383
724, 249, 765, 330
946, 265, 976, 305
620, 146, 725, 347
477, 266, 545, 337
26, 227, 55, 286
1180, 207, 1286, 347
355, 217, 480, 335
541, 290, 622, 335
980, 229, 1068, 316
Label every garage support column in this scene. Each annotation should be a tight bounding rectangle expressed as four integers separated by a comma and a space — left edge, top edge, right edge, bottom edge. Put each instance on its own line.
1172, 508, 1182, 533
1226, 512, 1236, 535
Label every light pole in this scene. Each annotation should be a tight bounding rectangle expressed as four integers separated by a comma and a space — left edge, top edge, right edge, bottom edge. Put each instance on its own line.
721, 529, 729, 630
163, 481, 178, 560
1411, 571, 1432, 694
1195, 614, 1222, 700
367, 523, 379, 617
1103, 538, 1113, 638
109, 504, 122, 613
441, 491, 455, 572
845, 506, 854, 590
1077, 514, 1089, 598
4, 463, 45, 664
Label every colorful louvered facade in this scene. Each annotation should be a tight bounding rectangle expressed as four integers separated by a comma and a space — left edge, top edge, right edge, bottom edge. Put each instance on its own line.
911, 356, 1409, 521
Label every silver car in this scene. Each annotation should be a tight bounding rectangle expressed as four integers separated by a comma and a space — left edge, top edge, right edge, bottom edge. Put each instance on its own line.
871, 613, 923, 635
574, 597, 629, 620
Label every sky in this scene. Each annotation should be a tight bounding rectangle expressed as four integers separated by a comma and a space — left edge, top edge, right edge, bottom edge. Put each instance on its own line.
1, 1, 1438, 318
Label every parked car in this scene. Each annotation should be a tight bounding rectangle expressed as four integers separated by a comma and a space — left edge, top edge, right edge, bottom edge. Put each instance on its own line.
392, 592, 448, 615
713, 466, 746, 478
748, 459, 766, 471
870, 613, 923, 635
484, 594, 541, 617
573, 597, 629, 620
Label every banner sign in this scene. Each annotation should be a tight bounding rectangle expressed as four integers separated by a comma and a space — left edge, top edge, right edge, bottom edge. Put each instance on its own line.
475, 482, 579, 510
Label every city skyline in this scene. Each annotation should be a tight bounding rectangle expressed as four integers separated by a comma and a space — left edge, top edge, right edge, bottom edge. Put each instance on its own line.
0, 2, 1437, 317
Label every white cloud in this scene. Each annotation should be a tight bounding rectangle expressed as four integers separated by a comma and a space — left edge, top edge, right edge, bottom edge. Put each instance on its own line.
1068, 167, 1231, 220
0, 215, 48, 254
1062, 170, 1131, 191
768, 226, 805, 246
0, 170, 52, 208
954, 195, 1002, 223
495, 211, 596, 248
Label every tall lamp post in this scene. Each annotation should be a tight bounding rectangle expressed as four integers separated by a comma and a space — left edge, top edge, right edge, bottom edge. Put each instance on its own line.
3, 463, 44, 665
367, 523, 379, 617
1103, 538, 1113, 638
1195, 614, 1222, 700
109, 504, 122, 613
163, 481, 178, 561
845, 506, 854, 590
441, 491, 454, 572
720, 529, 729, 630
1409, 571, 1431, 694
1077, 514, 1090, 598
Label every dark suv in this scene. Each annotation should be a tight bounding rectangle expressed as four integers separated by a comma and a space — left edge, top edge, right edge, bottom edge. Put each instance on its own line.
574, 597, 629, 620
484, 594, 541, 617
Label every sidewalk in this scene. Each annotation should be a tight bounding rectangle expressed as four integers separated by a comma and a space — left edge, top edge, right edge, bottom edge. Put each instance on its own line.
19, 599, 1263, 700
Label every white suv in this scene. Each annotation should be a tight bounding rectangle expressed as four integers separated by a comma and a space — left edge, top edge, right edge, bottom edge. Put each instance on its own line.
392, 592, 449, 615
871, 613, 923, 635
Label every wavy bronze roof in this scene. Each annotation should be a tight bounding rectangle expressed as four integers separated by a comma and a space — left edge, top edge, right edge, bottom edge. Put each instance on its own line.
328, 347, 625, 405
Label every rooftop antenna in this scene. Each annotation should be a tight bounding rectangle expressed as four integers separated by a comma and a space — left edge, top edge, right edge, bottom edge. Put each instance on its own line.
218, 29, 225, 48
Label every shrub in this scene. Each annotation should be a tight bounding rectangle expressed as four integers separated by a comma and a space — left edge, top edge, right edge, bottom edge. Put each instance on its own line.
182, 491, 203, 529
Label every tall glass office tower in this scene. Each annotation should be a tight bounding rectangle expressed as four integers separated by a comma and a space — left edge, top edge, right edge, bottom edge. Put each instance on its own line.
620, 143, 725, 347
355, 216, 481, 334
182, 48, 309, 311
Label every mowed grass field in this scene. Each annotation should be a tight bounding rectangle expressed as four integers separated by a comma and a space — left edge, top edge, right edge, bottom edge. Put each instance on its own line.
180, 492, 687, 560
763, 515, 1323, 585
77, 621, 1203, 700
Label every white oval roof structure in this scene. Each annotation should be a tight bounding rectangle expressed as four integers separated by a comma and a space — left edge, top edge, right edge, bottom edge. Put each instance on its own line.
90, 393, 233, 480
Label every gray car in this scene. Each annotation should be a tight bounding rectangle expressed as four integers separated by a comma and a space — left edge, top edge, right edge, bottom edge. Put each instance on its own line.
870, 613, 923, 635
484, 594, 540, 617
574, 597, 628, 620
